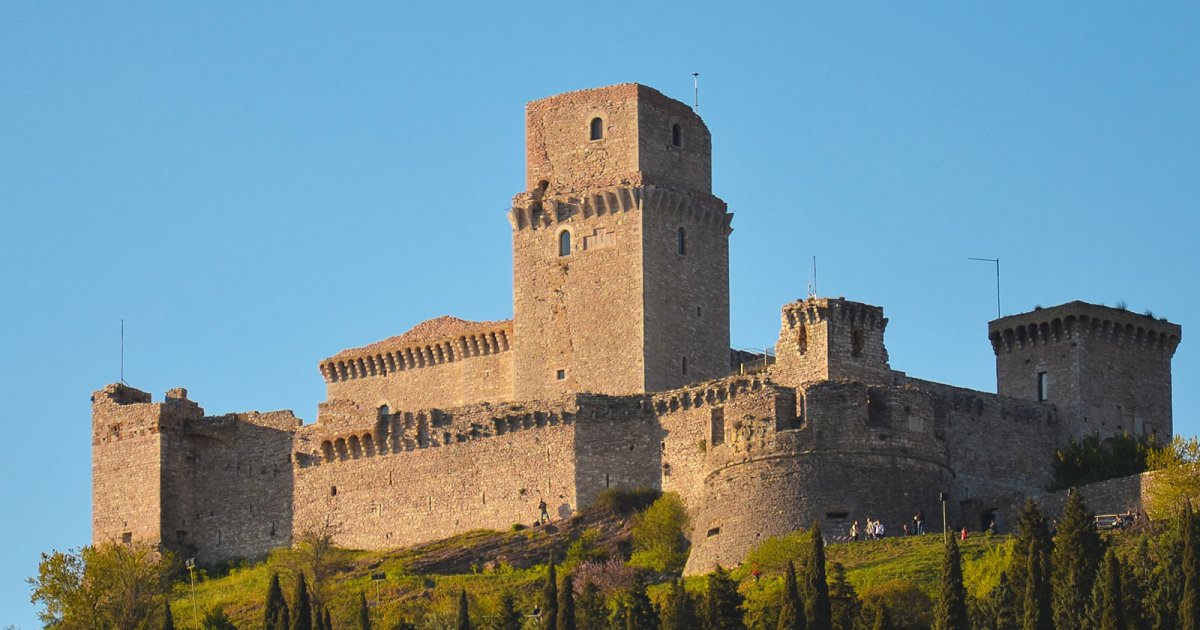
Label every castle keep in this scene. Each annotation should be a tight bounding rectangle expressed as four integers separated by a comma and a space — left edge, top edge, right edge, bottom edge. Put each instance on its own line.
92, 84, 1183, 574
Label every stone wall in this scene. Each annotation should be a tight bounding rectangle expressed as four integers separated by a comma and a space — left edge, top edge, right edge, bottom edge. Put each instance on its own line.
92, 384, 172, 547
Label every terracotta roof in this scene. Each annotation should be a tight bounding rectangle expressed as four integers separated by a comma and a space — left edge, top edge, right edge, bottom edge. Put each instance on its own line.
326, 316, 512, 362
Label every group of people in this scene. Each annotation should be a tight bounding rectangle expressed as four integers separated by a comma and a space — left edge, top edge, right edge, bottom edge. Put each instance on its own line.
847, 510, 927, 541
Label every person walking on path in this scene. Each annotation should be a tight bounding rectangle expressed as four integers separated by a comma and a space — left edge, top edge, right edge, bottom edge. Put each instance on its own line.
538, 499, 550, 525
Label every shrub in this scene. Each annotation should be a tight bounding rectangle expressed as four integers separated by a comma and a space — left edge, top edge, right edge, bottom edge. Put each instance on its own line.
1049, 433, 1153, 491
589, 488, 661, 516
859, 580, 933, 630
571, 559, 634, 596
629, 493, 690, 573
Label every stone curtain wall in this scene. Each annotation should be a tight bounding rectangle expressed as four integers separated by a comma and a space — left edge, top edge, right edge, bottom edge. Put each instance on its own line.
325, 349, 513, 412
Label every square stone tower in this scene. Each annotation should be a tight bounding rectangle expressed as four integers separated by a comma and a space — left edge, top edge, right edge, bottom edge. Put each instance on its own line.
509, 84, 733, 399
989, 302, 1182, 440
772, 297, 892, 387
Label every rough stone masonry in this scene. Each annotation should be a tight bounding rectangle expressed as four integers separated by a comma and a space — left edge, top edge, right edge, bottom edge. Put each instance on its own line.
92, 83, 1182, 574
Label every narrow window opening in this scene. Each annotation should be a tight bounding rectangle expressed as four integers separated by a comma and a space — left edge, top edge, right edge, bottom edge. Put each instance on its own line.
1037, 371, 1049, 402
378, 404, 390, 418
556, 369, 566, 381
330, 485, 338, 497
677, 227, 687, 255
851, 329, 864, 357
121, 532, 132, 545
672, 123, 682, 147
711, 408, 725, 446
558, 230, 571, 257
590, 117, 603, 140
707, 527, 721, 538
696, 306, 702, 317
682, 356, 688, 375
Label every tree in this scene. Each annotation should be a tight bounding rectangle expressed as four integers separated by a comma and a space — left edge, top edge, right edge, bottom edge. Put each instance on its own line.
801, 523, 831, 630
975, 571, 1017, 630
1146, 436, 1200, 519
290, 517, 343, 611
660, 580, 700, 630
558, 574, 576, 630
265, 573, 291, 630
1182, 500, 1200, 630
324, 608, 333, 630
1022, 543, 1052, 630
869, 604, 896, 630
1050, 433, 1153, 490
625, 577, 658, 630
358, 590, 371, 630
495, 589, 523, 630
777, 560, 806, 630
163, 600, 176, 630
29, 542, 175, 630
542, 555, 559, 630
575, 581, 607, 630
826, 563, 860, 630
702, 566, 745, 630
933, 536, 969, 630
1092, 549, 1127, 630
294, 573, 314, 630
1052, 490, 1105, 630
457, 589, 472, 630
629, 492, 691, 573
201, 608, 238, 630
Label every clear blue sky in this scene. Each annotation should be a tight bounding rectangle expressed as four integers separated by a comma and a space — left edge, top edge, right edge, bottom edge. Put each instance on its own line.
2, 3, 1197, 624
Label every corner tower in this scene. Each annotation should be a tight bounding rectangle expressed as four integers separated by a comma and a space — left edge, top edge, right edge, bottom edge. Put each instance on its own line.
509, 84, 733, 398
771, 297, 892, 387
990, 302, 1181, 440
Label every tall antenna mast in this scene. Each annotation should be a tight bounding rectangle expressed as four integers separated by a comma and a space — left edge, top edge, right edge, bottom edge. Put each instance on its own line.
807, 256, 818, 299
968, 257, 1001, 318
692, 72, 700, 109
120, 319, 126, 384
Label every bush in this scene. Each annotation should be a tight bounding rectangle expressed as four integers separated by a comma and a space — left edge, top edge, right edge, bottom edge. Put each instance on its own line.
858, 580, 932, 630
629, 493, 690, 573
1049, 433, 1153, 491
589, 488, 661, 516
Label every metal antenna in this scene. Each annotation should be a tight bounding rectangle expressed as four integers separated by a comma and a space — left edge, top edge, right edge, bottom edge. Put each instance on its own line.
692, 72, 700, 109
120, 319, 126, 384
807, 256, 818, 299
968, 257, 1001, 318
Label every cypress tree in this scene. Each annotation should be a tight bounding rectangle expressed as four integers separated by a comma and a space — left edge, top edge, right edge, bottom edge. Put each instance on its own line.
162, 600, 175, 630
625, 577, 657, 630
702, 565, 745, 630
1052, 490, 1105, 630
933, 536, 969, 630
542, 555, 559, 630
314, 604, 325, 630
457, 589, 471, 630
558, 574, 576, 630
827, 563, 860, 630
1183, 500, 1200, 630
357, 590, 370, 630
869, 604, 896, 630
1095, 549, 1127, 630
660, 579, 700, 630
1012, 499, 1047, 604
265, 574, 291, 630
801, 523, 831, 630
985, 572, 1018, 630
324, 608, 333, 630
294, 573, 313, 630
575, 581, 607, 630
1022, 540, 1053, 630
496, 590, 523, 630
777, 560, 806, 630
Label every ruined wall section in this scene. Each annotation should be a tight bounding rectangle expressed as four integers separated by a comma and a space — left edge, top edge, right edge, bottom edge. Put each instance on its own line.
92, 384, 188, 548
320, 322, 513, 411
772, 298, 891, 388
169, 407, 298, 566
990, 302, 1180, 441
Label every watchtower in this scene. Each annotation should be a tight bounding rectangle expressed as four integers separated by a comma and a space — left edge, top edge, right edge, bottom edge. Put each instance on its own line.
508, 84, 733, 399
772, 297, 892, 387
989, 302, 1182, 439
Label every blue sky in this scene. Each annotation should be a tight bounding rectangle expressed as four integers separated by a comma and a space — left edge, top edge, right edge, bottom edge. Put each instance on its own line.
2, 3, 1197, 624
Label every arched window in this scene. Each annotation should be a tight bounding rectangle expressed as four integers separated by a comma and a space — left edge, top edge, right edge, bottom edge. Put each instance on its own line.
672, 123, 682, 147
378, 404, 390, 418
590, 117, 603, 140
677, 227, 687, 255
559, 230, 572, 257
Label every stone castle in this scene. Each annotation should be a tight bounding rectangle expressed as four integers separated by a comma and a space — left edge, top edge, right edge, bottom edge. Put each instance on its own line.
92, 83, 1183, 574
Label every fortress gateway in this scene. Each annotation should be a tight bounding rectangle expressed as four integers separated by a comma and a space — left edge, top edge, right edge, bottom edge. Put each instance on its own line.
92, 84, 1182, 574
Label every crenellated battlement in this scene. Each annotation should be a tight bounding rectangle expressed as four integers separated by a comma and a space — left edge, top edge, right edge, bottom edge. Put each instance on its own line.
989, 301, 1181, 355
320, 319, 512, 384
782, 297, 887, 332
507, 185, 731, 234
